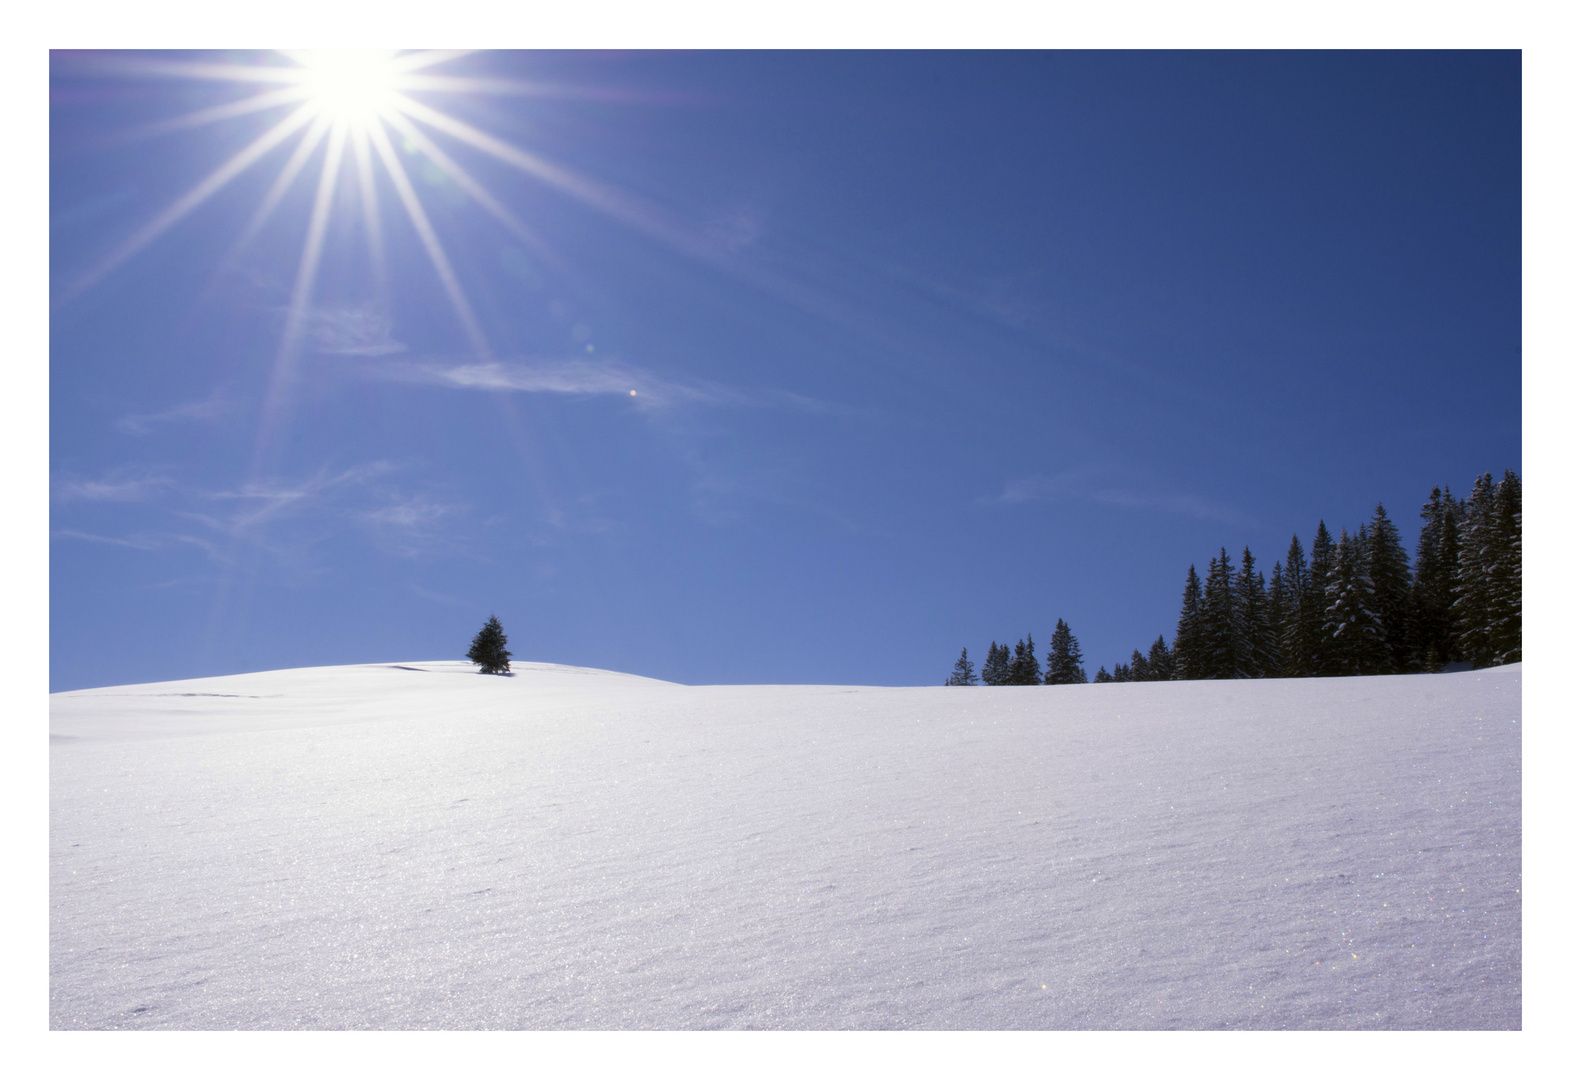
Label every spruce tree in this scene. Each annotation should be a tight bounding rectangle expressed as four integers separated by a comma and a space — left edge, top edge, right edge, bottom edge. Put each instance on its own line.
1266, 561, 1290, 677
1147, 635, 1175, 681
1201, 548, 1240, 679
981, 641, 1011, 686
1491, 469, 1522, 665
1128, 648, 1150, 682
1364, 504, 1413, 673
1094, 666, 1113, 683
1044, 619, 1087, 684
1323, 528, 1385, 675
1008, 635, 1042, 685
1234, 547, 1276, 678
466, 615, 513, 674
1277, 536, 1311, 678
946, 647, 977, 686
1412, 485, 1461, 668
1453, 474, 1498, 668
1306, 522, 1337, 675
1173, 566, 1205, 680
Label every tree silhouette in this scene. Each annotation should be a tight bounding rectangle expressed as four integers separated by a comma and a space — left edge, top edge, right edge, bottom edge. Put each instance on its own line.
467, 615, 512, 674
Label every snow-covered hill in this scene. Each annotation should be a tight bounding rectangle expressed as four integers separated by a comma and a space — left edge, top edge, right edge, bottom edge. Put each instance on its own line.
50, 661, 1520, 1029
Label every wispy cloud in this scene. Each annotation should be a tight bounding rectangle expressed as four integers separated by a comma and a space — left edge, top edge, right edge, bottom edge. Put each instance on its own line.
361, 497, 462, 556
53, 469, 171, 502
370, 356, 859, 418
51, 528, 160, 549
986, 467, 1252, 527
702, 203, 766, 253
54, 462, 464, 564
116, 391, 231, 435
52, 528, 222, 557
200, 463, 397, 534
311, 305, 406, 356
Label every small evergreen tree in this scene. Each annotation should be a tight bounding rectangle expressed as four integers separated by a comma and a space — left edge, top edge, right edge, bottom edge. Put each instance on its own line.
1266, 560, 1290, 677
946, 647, 977, 686
1173, 566, 1205, 680
1453, 474, 1498, 668
466, 615, 512, 674
1491, 469, 1522, 665
1201, 548, 1240, 679
1411, 485, 1461, 668
1147, 635, 1175, 681
1128, 648, 1150, 682
1323, 528, 1385, 675
1235, 547, 1276, 678
1093, 666, 1113, 683
1044, 619, 1087, 684
1306, 522, 1337, 675
981, 641, 1011, 686
1277, 536, 1311, 677
1364, 504, 1413, 673
1008, 635, 1042, 685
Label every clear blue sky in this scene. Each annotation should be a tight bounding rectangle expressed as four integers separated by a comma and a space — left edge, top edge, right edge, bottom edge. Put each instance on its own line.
49, 50, 1521, 692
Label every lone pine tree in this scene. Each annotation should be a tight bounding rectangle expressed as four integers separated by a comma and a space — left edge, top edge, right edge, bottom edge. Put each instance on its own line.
467, 615, 512, 674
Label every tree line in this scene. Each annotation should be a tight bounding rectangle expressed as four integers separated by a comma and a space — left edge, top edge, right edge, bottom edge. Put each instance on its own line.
945, 470, 1521, 686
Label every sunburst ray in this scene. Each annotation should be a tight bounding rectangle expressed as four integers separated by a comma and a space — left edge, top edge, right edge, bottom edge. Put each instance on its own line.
366, 117, 492, 360
66, 101, 318, 302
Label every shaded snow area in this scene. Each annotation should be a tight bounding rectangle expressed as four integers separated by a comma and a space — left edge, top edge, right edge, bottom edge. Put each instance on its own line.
50, 661, 1520, 1030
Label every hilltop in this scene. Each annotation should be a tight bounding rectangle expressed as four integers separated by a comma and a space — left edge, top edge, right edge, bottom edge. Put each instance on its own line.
51, 662, 1520, 1029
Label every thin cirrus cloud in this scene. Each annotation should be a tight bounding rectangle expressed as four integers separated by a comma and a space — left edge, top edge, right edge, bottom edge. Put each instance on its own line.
53, 469, 172, 502
52, 462, 462, 562
989, 468, 1252, 527
368, 357, 859, 418
116, 392, 231, 435
310, 305, 407, 357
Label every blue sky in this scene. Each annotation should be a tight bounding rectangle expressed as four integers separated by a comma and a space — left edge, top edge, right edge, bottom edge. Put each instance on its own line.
49, 50, 1521, 692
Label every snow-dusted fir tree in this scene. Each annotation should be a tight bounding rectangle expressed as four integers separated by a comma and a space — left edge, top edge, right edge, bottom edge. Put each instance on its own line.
1266, 561, 1290, 677
1128, 648, 1150, 682
1490, 469, 1522, 665
946, 647, 978, 685
981, 642, 1012, 686
1044, 620, 1087, 684
1411, 485, 1461, 670
1173, 566, 1205, 680
1306, 522, 1337, 675
1235, 547, 1277, 679
1093, 666, 1113, 683
1364, 504, 1413, 673
1201, 548, 1241, 679
1323, 528, 1385, 675
1008, 635, 1042, 685
466, 615, 512, 674
1453, 474, 1498, 668
1147, 635, 1175, 681
1275, 535, 1311, 677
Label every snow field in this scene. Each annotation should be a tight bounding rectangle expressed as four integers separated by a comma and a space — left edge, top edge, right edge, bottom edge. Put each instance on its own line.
50, 661, 1520, 1029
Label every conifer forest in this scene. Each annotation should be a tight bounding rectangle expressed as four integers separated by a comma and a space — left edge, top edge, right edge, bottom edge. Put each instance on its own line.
945, 470, 1522, 686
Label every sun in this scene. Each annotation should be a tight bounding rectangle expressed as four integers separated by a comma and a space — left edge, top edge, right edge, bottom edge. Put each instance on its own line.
294, 50, 401, 127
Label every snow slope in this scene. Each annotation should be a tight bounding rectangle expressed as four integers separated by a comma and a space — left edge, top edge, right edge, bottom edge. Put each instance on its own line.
50, 661, 1520, 1029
